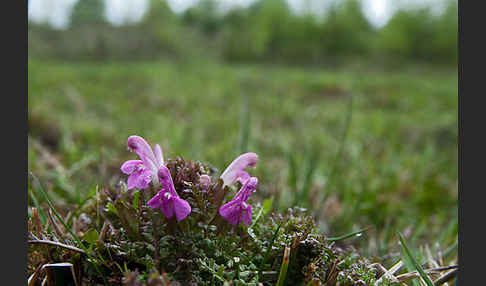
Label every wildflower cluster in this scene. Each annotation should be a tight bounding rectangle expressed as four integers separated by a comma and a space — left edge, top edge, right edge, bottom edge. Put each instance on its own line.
121, 135, 259, 226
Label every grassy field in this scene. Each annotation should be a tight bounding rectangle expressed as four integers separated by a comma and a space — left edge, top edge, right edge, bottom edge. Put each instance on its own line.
28, 58, 457, 265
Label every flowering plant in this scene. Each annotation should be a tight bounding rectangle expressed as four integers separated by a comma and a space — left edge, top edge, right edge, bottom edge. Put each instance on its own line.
121, 135, 260, 227
27, 134, 383, 286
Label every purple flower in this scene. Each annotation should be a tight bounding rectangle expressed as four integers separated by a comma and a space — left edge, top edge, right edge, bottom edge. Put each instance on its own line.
219, 177, 258, 226
221, 153, 258, 186
147, 165, 191, 221
199, 152, 258, 188
121, 135, 164, 190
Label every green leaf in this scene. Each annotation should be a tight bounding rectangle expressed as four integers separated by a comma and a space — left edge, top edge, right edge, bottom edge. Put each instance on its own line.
263, 197, 274, 214
132, 190, 141, 210
398, 232, 434, 286
106, 202, 118, 215
82, 229, 99, 244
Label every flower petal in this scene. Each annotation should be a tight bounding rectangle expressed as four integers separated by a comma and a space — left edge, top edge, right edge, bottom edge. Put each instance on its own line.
235, 171, 250, 184
241, 204, 253, 226
157, 165, 177, 196
121, 160, 143, 174
127, 135, 157, 172
154, 144, 164, 167
199, 175, 211, 188
127, 169, 152, 190
220, 153, 258, 186
147, 192, 163, 209
159, 192, 174, 219
219, 200, 242, 226
172, 197, 192, 221
234, 177, 258, 202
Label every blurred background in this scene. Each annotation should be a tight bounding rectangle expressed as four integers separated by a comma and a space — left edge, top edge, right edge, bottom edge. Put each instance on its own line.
28, 0, 457, 258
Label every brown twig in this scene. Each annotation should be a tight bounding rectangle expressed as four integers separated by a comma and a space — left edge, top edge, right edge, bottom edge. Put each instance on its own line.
395, 265, 459, 282
433, 269, 458, 285
28, 239, 85, 254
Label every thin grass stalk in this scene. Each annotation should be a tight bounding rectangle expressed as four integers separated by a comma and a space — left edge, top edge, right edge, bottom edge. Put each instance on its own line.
327, 228, 369, 242
398, 232, 435, 286
276, 247, 291, 286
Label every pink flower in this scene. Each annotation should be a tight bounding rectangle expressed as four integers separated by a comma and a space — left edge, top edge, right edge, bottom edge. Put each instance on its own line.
121, 136, 164, 190
147, 165, 191, 221
219, 177, 258, 226
199, 174, 211, 188
199, 152, 258, 188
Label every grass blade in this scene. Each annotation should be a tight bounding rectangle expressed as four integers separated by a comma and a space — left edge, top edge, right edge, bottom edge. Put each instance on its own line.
30, 172, 109, 285
327, 228, 369, 242
28, 187, 47, 225
398, 232, 434, 286
29, 172, 84, 249
275, 247, 290, 286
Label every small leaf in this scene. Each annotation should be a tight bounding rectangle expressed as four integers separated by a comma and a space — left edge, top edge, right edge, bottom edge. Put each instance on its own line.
106, 202, 118, 215
82, 229, 99, 244
262, 197, 274, 214
132, 191, 140, 210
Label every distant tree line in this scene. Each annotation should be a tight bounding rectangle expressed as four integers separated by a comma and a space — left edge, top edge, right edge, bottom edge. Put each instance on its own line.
28, 0, 457, 65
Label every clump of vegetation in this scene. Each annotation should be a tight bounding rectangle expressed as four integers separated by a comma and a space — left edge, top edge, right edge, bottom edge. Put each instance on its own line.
28, 136, 383, 285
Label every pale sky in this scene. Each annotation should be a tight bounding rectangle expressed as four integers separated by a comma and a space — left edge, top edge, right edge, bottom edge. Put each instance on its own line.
28, 0, 446, 30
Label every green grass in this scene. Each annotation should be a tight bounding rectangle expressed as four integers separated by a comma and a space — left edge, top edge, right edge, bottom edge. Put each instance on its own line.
28, 58, 457, 261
